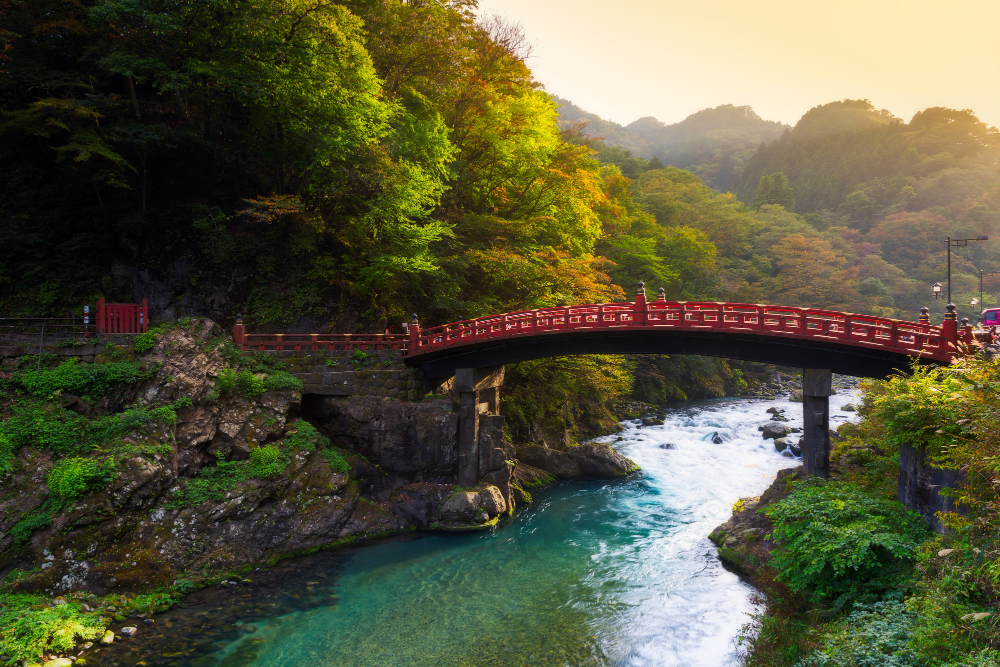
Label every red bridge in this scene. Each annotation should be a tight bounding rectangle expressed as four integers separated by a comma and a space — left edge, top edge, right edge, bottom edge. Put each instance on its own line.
234, 285, 967, 380
232, 284, 971, 482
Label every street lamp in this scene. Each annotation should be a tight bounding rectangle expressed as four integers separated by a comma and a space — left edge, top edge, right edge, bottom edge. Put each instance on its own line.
947, 235, 989, 304
978, 268, 1000, 314
932, 282, 943, 299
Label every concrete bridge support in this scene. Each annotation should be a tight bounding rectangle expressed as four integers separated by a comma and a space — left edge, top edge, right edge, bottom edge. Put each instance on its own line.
454, 366, 505, 486
802, 368, 832, 478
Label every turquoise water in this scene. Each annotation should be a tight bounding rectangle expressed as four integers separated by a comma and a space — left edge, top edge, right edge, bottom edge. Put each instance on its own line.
207, 393, 859, 667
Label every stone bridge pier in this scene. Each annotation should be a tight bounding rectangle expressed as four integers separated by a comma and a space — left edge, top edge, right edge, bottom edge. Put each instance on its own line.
450, 366, 505, 487
801, 368, 831, 478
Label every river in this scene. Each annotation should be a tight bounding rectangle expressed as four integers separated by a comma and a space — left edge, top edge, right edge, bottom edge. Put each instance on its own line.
100, 389, 861, 667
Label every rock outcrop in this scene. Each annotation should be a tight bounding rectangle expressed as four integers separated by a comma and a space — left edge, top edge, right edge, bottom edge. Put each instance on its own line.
514, 441, 640, 479
708, 467, 801, 574
0, 318, 640, 596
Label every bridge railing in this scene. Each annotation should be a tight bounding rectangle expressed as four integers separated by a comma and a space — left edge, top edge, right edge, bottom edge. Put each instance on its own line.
238, 332, 408, 353
411, 298, 952, 361
232, 294, 955, 362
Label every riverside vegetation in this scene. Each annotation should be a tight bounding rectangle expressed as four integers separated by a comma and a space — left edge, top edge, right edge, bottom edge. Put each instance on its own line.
710, 354, 1000, 666
0, 320, 639, 665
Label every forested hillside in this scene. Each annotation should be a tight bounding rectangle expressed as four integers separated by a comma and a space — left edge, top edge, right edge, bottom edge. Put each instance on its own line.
2, 0, 1000, 443
556, 99, 788, 190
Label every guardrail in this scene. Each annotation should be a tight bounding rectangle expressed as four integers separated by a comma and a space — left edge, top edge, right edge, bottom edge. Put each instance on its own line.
233, 287, 959, 364
408, 299, 953, 362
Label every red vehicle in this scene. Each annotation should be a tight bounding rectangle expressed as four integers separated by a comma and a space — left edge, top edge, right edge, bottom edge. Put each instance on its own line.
983, 308, 1000, 327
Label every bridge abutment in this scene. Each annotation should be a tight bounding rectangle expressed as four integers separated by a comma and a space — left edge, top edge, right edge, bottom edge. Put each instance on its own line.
802, 368, 832, 478
454, 366, 505, 487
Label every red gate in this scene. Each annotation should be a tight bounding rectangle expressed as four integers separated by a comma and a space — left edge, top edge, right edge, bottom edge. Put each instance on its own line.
95, 298, 148, 334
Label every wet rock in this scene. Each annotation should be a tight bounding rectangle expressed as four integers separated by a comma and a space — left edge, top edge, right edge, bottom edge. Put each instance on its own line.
641, 417, 665, 427
42, 659, 73, 667
515, 444, 582, 478
765, 407, 782, 416
440, 491, 480, 523
659, 443, 675, 450
389, 483, 450, 528
841, 403, 857, 412
100, 630, 115, 645
773, 438, 789, 452
478, 486, 507, 517
711, 432, 724, 444
306, 395, 459, 480
760, 422, 789, 440
568, 443, 640, 477
120, 626, 138, 637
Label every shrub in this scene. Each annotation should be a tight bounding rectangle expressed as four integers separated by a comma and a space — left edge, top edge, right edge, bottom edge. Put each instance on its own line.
322, 448, 351, 474
15, 359, 148, 398
0, 593, 104, 663
797, 601, 921, 667
85, 406, 159, 446
149, 404, 178, 425
0, 433, 14, 475
9, 506, 54, 544
168, 459, 250, 507
248, 444, 288, 478
211, 368, 265, 400
263, 371, 303, 392
867, 364, 974, 456
132, 327, 161, 353
284, 420, 330, 451
0, 402, 88, 456
350, 349, 370, 365
764, 480, 928, 602
47, 457, 113, 500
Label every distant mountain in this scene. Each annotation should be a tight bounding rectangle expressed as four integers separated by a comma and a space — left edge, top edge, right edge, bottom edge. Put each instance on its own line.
554, 98, 788, 191
735, 99, 1000, 227
553, 97, 653, 158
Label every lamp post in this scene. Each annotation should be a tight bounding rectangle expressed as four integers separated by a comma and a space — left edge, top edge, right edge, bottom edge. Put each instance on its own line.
978, 269, 1000, 314
932, 282, 942, 300
947, 235, 989, 305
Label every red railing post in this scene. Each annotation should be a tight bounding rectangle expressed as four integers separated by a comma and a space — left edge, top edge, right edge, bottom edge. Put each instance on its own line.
633, 281, 647, 325
140, 298, 148, 333
942, 303, 959, 352
233, 315, 245, 350
408, 314, 420, 355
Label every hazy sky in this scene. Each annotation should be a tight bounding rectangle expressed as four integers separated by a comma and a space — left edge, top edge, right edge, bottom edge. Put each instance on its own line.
476, 0, 1000, 129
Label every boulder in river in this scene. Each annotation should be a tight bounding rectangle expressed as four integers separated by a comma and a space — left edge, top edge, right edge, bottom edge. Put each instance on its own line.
478, 486, 507, 517
760, 422, 790, 440
841, 403, 857, 412
440, 491, 480, 523
789, 441, 802, 457
773, 438, 789, 452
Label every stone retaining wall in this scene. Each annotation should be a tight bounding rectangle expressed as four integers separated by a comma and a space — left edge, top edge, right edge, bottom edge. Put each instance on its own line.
0, 337, 430, 401
276, 350, 429, 401
0, 336, 138, 368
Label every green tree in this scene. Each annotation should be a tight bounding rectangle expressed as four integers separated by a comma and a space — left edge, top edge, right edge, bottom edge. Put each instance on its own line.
751, 172, 796, 211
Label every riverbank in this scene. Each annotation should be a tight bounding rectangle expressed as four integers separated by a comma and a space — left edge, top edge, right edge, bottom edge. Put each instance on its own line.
723, 360, 1000, 666
64, 392, 825, 666
0, 320, 641, 666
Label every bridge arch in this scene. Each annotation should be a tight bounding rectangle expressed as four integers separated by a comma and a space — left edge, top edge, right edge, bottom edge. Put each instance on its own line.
233, 287, 967, 485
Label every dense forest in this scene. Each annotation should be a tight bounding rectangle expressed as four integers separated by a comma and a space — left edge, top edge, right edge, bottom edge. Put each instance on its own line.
2, 0, 1000, 439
